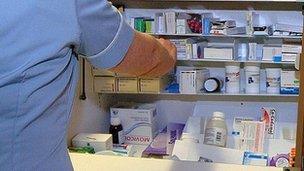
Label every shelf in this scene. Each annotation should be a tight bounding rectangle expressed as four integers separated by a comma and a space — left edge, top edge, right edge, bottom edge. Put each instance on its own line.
151, 33, 302, 40
269, 35, 303, 40
139, 0, 303, 2
113, 0, 303, 11
70, 153, 288, 171
100, 92, 298, 102
103, 92, 298, 97
152, 33, 202, 37
177, 59, 295, 65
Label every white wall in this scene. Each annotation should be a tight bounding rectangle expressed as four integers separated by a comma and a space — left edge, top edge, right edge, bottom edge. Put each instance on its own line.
67, 60, 110, 144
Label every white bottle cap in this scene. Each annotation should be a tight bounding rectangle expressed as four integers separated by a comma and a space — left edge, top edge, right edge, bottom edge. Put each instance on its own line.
204, 79, 218, 92
213, 111, 225, 119
111, 117, 121, 126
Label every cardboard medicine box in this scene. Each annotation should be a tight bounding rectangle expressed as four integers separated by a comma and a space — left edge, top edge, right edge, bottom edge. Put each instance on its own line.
139, 77, 169, 93
179, 69, 210, 94
110, 103, 158, 145
72, 133, 113, 152
281, 70, 300, 94
282, 44, 302, 54
117, 77, 138, 93
93, 76, 116, 93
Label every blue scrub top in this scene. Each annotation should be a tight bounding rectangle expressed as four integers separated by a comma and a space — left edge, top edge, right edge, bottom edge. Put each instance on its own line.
0, 0, 134, 170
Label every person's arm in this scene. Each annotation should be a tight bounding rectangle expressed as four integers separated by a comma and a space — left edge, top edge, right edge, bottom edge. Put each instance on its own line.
110, 31, 176, 77
75, 0, 176, 77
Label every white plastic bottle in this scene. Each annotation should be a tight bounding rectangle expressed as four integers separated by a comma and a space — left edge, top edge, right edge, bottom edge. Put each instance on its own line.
225, 63, 240, 94
245, 64, 260, 94
265, 68, 281, 94
204, 112, 228, 147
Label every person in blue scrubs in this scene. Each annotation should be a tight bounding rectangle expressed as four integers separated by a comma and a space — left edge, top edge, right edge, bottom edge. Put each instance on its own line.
0, 0, 176, 170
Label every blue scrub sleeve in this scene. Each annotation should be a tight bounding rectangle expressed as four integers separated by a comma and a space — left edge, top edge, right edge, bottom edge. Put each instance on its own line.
75, 0, 134, 69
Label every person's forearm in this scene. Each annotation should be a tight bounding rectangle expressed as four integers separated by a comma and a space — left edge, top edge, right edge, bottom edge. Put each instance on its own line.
109, 31, 173, 77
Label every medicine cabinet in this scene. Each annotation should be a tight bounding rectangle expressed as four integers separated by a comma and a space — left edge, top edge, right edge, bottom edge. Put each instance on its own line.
69, 1, 304, 171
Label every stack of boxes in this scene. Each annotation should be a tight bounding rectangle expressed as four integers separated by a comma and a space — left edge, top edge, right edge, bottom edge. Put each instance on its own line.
171, 39, 300, 63
170, 39, 187, 60
282, 44, 302, 62
92, 68, 169, 94
170, 39, 234, 61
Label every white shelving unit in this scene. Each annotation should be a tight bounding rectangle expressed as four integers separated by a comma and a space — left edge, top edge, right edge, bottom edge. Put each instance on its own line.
151, 33, 302, 40
177, 58, 295, 65
103, 92, 298, 97
70, 153, 291, 171
100, 92, 299, 104
70, 1, 304, 171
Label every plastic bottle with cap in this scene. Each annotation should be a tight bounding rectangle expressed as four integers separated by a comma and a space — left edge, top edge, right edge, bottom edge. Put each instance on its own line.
225, 62, 240, 94
245, 64, 260, 94
204, 111, 228, 147
203, 77, 223, 93
109, 117, 124, 144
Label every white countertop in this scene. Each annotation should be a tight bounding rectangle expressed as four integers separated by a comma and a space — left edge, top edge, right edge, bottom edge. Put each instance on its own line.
70, 153, 287, 171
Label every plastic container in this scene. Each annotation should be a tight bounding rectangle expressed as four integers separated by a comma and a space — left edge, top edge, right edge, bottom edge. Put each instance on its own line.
225, 63, 240, 94
236, 43, 249, 61
248, 43, 257, 61
109, 117, 124, 144
204, 112, 228, 147
266, 68, 281, 94
245, 64, 260, 94
203, 77, 223, 93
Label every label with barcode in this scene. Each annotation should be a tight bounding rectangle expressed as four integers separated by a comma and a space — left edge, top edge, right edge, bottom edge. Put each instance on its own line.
216, 132, 222, 142
204, 128, 227, 147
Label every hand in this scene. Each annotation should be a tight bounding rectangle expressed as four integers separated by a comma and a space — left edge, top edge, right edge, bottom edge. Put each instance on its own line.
142, 38, 177, 77
110, 33, 176, 77
158, 38, 177, 64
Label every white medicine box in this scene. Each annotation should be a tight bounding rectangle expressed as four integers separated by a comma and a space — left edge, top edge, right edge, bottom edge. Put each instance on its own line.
281, 70, 300, 94
110, 103, 158, 145
72, 133, 113, 153
179, 69, 210, 94
262, 47, 282, 61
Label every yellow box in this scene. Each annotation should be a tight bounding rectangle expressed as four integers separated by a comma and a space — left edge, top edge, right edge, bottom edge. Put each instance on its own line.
93, 76, 116, 93
117, 77, 138, 93
139, 77, 169, 93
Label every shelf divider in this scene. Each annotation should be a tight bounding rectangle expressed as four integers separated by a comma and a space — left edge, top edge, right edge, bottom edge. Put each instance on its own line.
295, 22, 304, 168
99, 92, 299, 102
150, 33, 302, 40
177, 59, 295, 65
